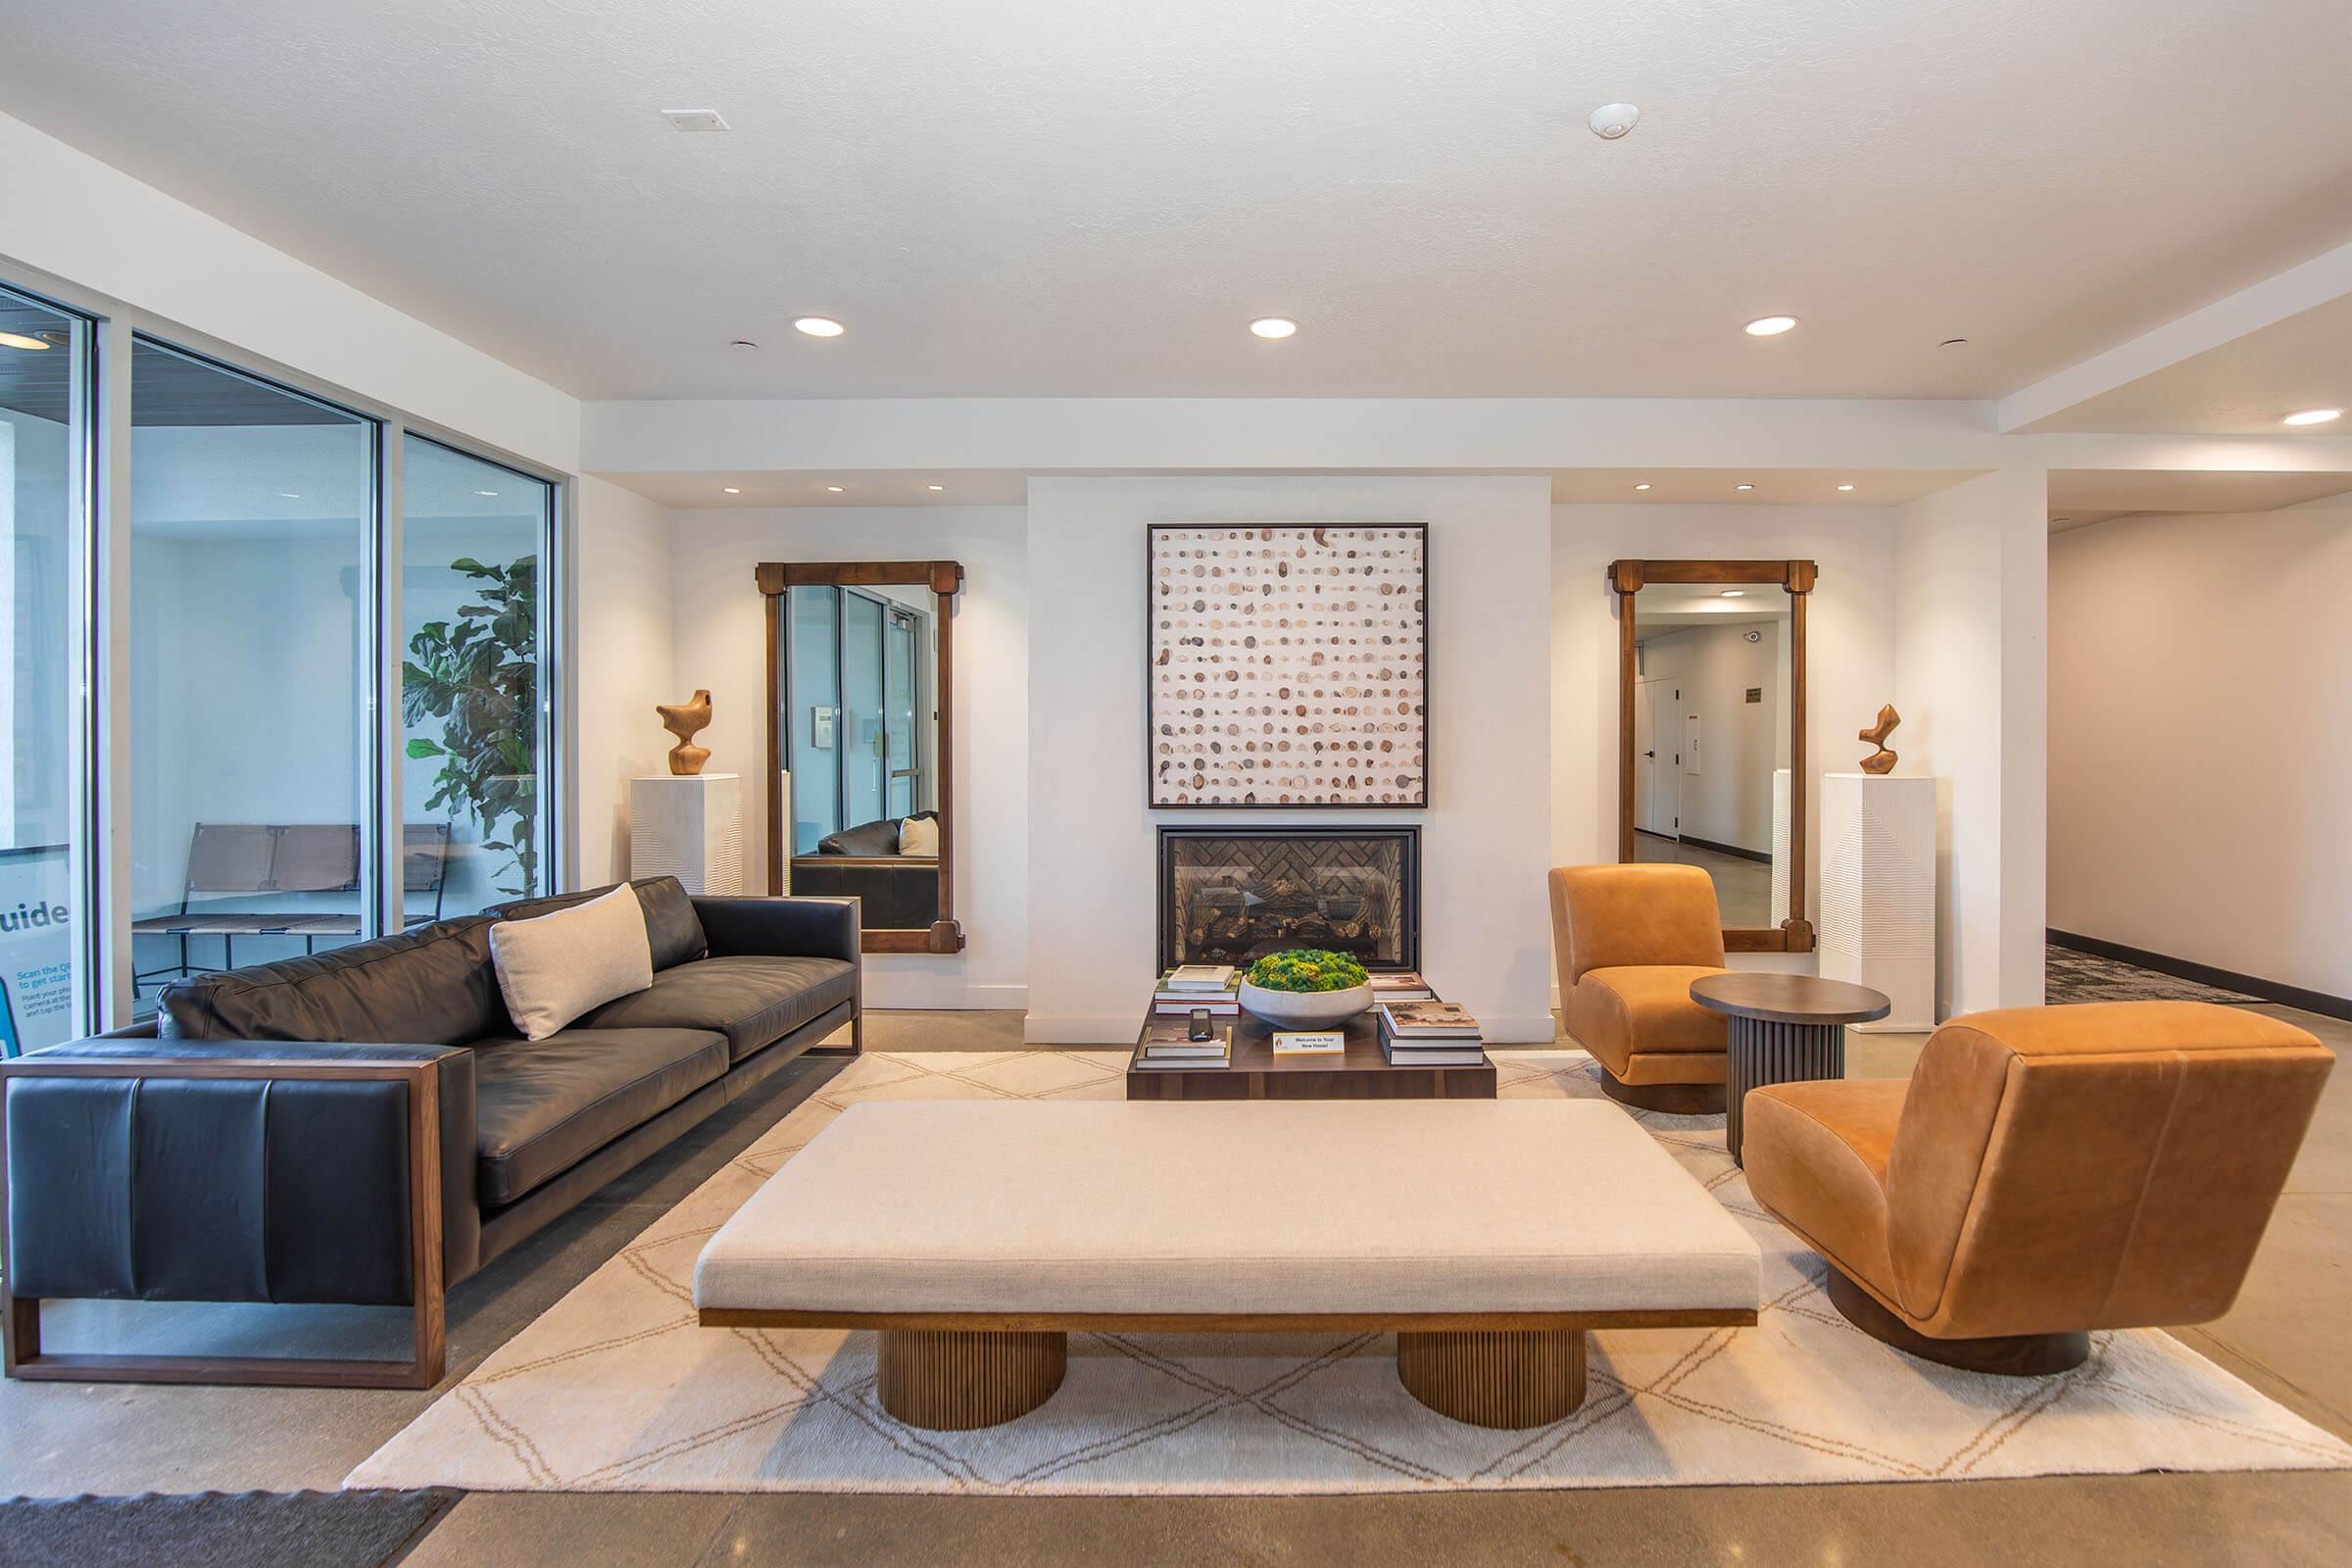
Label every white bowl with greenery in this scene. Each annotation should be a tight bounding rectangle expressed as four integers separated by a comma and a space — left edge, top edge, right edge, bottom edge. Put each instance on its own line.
1235, 950, 1375, 1030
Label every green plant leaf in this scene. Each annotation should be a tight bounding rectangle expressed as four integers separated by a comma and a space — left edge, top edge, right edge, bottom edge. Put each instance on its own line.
404, 737, 446, 759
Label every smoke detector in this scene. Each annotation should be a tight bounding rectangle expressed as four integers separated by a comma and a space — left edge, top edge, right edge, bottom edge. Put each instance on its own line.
1589, 103, 1641, 140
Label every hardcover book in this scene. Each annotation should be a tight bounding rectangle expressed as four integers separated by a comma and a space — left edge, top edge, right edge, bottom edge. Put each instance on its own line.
1377, 1001, 1481, 1038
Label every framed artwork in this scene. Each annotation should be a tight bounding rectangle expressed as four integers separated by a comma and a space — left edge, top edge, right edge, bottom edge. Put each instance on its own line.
1148, 522, 1428, 808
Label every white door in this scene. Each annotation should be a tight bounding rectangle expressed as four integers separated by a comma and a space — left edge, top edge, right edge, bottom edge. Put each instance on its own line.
1636, 676, 1681, 837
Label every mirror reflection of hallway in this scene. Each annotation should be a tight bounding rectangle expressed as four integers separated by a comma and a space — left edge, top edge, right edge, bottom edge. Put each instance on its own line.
1628, 581, 1792, 933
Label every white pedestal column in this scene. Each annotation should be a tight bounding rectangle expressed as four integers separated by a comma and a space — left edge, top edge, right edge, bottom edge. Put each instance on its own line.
629, 773, 744, 896
1819, 773, 1936, 1032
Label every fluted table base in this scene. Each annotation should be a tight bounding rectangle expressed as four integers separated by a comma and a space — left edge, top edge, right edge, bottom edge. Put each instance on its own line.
1725, 1017, 1845, 1166
1396, 1328, 1588, 1429
877, 1329, 1068, 1430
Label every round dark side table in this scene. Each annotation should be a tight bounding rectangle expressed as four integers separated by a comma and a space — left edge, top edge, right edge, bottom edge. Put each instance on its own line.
1689, 974, 1892, 1166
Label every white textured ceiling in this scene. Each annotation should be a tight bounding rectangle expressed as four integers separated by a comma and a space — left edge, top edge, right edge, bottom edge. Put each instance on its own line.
2045, 468, 2352, 531
2019, 294, 2352, 435
3, 1, 2349, 401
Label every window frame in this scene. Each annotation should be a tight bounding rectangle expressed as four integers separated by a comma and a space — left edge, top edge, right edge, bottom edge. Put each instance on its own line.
0, 258, 572, 1034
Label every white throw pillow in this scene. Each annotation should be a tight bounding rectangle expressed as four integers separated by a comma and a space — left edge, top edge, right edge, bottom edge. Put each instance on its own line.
899, 814, 940, 857
489, 885, 656, 1041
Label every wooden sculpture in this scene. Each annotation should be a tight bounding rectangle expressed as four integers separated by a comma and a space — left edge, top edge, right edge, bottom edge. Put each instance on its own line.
658, 690, 713, 776
1858, 705, 1899, 775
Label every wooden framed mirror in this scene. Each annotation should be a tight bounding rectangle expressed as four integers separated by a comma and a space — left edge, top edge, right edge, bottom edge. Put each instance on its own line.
1610, 559, 1817, 954
758, 561, 966, 955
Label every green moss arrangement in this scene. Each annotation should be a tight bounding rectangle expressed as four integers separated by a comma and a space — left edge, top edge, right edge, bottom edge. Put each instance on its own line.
1244, 949, 1371, 994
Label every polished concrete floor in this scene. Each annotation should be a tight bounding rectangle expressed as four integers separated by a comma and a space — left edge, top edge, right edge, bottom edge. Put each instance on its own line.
5, 1004, 2348, 1566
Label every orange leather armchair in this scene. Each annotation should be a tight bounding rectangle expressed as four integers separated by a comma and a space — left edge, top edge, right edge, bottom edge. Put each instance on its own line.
1548, 864, 1734, 1112
1745, 1001, 2332, 1374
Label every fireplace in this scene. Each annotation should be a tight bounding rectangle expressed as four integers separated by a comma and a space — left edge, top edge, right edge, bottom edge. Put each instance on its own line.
1157, 827, 1419, 973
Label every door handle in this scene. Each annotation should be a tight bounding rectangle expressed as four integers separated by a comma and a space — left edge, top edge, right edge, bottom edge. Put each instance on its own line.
1643, 750, 1655, 759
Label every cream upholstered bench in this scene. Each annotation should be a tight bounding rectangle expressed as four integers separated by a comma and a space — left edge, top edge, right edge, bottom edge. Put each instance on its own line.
695, 1100, 1760, 1430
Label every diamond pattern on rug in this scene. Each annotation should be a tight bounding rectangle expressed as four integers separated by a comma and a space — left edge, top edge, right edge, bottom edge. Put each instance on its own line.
347, 1049, 2352, 1495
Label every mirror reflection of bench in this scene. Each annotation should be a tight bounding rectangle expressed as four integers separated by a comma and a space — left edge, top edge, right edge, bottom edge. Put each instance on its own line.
130, 823, 452, 993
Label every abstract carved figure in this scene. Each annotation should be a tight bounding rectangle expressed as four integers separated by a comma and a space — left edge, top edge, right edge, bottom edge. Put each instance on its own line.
659, 689, 713, 776
1858, 705, 1899, 775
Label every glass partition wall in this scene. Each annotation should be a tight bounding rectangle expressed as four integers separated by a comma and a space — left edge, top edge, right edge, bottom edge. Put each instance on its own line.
0, 269, 564, 1036
127, 341, 374, 1002
0, 284, 93, 1054
400, 436, 555, 919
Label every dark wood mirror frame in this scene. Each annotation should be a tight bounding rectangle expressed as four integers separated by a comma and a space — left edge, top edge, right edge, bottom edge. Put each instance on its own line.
1610, 559, 1818, 954
758, 561, 966, 955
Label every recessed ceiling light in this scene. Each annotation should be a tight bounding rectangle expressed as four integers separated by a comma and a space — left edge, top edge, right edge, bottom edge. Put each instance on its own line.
278, 492, 300, 499
1937, 337, 1970, 349
926, 484, 946, 492
729, 339, 759, 351
794, 317, 846, 338
1720, 590, 1745, 598
1249, 317, 1298, 340
1588, 103, 1641, 140
722, 486, 742, 495
2283, 408, 2342, 426
1735, 483, 1756, 491
1837, 483, 1855, 492
825, 484, 845, 493
0, 331, 49, 351
1633, 483, 1652, 492
473, 489, 499, 497
1742, 316, 1798, 337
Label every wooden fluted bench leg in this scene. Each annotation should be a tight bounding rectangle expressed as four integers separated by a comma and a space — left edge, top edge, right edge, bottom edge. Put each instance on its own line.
876, 1329, 1067, 1430
1396, 1328, 1588, 1429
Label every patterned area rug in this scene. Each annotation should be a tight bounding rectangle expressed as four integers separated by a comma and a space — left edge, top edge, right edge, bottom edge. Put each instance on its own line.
347, 1050, 2351, 1495
2044, 944, 2261, 1005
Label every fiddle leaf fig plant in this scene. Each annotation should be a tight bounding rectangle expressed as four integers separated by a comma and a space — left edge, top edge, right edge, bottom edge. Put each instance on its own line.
403, 554, 540, 897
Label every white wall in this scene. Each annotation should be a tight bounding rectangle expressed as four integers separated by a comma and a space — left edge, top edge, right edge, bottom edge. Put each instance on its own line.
1891, 468, 2049, 1017
665, 504, 1029, 1009
1550, 504, 1900, 977
1028, 476, 1555, 1044
2049, 503, 2352, 998
571, 477, 676, 887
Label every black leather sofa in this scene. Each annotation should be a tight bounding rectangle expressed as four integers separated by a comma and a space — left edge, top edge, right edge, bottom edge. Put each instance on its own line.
0, 877, 858, 1389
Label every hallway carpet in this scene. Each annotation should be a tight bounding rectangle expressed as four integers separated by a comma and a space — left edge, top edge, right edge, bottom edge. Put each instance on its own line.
348, 1050, 2349, 1496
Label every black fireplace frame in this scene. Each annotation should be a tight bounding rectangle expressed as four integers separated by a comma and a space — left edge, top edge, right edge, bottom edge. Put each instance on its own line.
1155, 825, 1421, 975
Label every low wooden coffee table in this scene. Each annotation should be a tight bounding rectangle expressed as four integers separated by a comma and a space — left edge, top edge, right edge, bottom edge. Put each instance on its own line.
1690, 973, 1891, 1165
1126, 1007, 1494, 1101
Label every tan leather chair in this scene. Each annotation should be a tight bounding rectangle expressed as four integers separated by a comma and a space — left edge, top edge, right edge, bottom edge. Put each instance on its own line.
1548, 864, 1734, 1112
1745, 1001, 2332, 1374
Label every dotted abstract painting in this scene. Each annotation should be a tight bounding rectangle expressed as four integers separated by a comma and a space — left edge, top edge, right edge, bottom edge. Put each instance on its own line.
1149, 523, 1428, 808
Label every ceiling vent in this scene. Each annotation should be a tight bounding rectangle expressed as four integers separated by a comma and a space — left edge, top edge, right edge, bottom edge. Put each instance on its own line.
661, 109, 729, 131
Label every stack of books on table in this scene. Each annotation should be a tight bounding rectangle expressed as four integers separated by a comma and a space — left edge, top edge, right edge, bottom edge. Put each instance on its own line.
1152, 963, 1240, 1015
1375, 1001, 1486, 1066
1135, 1015, 1233, 1069
1366, 969, 1437, 1003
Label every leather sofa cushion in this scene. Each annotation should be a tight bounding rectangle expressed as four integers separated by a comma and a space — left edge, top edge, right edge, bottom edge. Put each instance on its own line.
576, 956, 856, 1062
472, 1028, 729, 1206
1742, 1078, 1906, 1298
159, 915, 505, 1046
817, 816, 903, 856
491, 877, 710, 972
